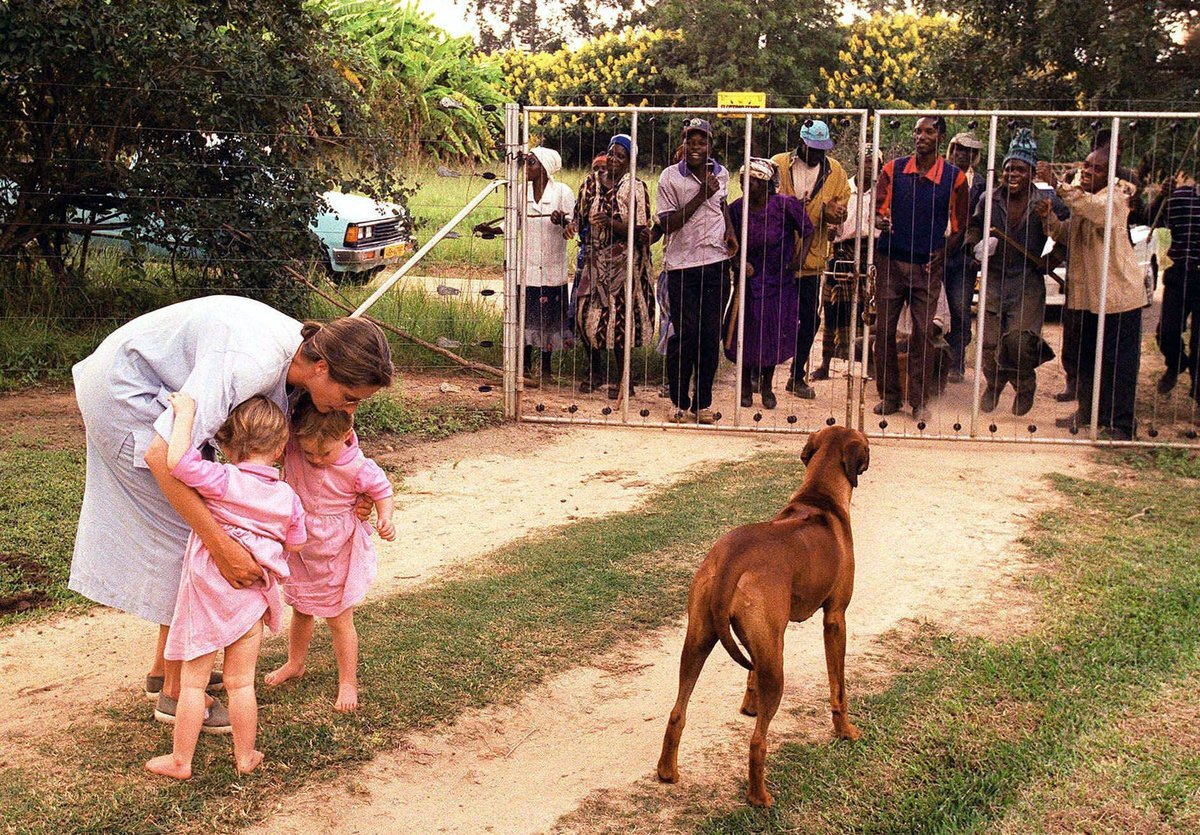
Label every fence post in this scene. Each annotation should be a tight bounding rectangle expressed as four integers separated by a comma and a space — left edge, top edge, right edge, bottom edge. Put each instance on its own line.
503, 102, 521, 421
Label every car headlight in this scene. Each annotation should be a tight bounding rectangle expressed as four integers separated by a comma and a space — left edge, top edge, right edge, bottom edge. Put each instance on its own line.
361, 225, 373, 240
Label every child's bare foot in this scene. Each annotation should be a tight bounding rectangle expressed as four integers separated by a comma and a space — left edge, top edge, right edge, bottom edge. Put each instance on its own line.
263, 662, 306, 687
235, 750, 264, 774
334, 682, 358, 712
145, 754, 191, 780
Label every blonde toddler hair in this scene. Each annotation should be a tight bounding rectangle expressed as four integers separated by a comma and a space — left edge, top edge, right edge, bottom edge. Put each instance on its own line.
291, 394, 353, 446
214, 396, 289, 462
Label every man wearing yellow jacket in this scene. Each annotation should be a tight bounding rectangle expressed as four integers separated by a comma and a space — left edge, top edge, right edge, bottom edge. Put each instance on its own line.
772, 120, 851, 398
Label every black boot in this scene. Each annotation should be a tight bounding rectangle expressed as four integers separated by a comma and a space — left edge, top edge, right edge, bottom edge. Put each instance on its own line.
740, 367, 753, 408
760, 366, 777, 409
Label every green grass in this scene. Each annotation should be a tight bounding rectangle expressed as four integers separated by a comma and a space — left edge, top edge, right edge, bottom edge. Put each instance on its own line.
0, 436, 87, 624
689, 450, 1200, 833
0, 452, 805, 834
353, 390, 503, 440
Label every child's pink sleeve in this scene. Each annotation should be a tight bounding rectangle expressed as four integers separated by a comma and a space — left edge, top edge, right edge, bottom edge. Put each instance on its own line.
169, 446, 229, 500
353, 458, 394, 501
285, 494, 308, 548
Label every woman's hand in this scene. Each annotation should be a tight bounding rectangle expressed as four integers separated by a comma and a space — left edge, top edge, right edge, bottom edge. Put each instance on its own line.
354, 495, 373, 521
210, 531, 262, 588
875, 215, 892, 234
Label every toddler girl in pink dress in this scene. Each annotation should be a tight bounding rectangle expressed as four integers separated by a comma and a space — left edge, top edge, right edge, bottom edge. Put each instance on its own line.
146, 393, 306, 780
265, 396, 395, 712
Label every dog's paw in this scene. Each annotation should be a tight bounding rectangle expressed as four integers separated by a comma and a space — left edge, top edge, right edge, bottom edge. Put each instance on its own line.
836, 721, 862, 741
656, 766, 679, 784
746, 789, 775, 808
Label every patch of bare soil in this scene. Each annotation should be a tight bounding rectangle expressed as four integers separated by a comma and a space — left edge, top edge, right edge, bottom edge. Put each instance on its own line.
0, 420, 779, 769
248, 441, 1091, 835
0, 385, 82, 448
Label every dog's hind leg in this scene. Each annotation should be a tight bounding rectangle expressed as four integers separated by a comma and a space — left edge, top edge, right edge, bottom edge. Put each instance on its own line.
744, 635, 783, 808
822, 607, 861, 740
656, 614, 717, 784
739, 669, 758, 716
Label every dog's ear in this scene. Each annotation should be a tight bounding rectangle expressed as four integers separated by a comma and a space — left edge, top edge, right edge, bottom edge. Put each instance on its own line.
841, 438, 870, 488
801, 433, 818, 466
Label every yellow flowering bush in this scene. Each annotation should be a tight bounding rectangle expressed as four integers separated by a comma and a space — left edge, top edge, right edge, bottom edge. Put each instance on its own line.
812, 13, 962, 110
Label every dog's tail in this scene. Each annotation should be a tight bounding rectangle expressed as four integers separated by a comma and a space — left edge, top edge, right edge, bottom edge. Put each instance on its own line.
710, 565, 754, 671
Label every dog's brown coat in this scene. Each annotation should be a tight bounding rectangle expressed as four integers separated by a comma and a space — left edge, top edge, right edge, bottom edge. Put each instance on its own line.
656, 426, 870, 807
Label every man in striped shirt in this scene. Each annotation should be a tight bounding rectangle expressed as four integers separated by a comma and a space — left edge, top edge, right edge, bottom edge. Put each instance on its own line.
1153, 171, 1200, 411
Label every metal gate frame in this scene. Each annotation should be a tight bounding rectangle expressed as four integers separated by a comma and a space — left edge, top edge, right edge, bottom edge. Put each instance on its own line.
500, 103, 1200, 448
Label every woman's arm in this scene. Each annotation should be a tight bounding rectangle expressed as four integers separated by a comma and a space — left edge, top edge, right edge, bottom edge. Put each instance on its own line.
144, 434, 262, 588
165, 393, 195, 471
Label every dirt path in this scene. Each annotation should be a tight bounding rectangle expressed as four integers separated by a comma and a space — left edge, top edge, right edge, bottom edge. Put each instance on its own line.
0, 423, 781, 760
248, 440, 1090, 835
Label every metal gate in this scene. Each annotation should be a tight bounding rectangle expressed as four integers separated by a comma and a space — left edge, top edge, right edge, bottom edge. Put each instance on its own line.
499, 103, 1200, 447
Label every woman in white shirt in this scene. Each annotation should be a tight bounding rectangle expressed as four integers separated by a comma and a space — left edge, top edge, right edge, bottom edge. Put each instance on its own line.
522, 147, 576, 376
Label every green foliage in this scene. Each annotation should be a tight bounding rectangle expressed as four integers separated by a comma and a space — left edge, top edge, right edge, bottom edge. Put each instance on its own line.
0, 0, 403, 316
916, 0, 1196, 107
813, 13, 963, 110
651, 0, 843, 106
315, 0, 506, 160
354, 392, 502, 439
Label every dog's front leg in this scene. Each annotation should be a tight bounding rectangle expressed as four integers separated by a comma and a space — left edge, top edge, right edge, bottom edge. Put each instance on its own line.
822, 608, 860, 741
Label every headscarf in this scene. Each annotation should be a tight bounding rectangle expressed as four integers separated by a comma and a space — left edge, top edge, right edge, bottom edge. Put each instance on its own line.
608, 133, 633, 157
742, 157, 779, 193
1003, 128, 1038, 169
528, 146, 562, 178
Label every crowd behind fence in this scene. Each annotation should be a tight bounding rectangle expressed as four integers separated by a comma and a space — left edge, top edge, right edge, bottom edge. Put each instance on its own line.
505, 104, 1200, 448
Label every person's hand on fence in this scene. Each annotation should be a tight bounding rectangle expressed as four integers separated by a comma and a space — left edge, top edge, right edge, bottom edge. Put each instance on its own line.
1034, 199, 1052, 219
823, 200, 847, 226
1035, 161, 1058, 190
703, 172, 722, 199
972, 236, 998, 261
875, 215, 892, 234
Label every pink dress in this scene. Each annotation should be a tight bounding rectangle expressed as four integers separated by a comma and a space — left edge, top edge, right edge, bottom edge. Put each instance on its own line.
282, 432, 392, 618
163, 447, 307, 661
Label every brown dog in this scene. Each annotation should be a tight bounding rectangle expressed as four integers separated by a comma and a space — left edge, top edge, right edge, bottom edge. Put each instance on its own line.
656, 425, 869, 807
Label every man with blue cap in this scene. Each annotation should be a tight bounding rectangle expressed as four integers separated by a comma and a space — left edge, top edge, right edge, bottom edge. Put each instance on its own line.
772, 119, 851, 398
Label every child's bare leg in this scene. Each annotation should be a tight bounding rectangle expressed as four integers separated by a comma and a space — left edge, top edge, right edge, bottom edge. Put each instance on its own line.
224, 621, 264, 774
264, 610, 314, 686
328, 609, 359, 712
146, 651, 216, 779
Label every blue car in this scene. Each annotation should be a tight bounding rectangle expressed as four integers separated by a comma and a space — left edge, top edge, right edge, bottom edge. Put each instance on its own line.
309, 191, 415, 277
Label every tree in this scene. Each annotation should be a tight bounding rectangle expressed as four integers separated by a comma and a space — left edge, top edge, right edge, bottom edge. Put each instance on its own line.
0, 0, 402, 311
470, 0, 651, 52
648, 0, 843, 106
915, 0, 1195, 107
317, 0, 505, 160
813, 13, 963, 110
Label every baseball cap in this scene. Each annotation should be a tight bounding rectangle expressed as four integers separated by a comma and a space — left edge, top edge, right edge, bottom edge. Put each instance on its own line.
682, 117, 713, 139
949, 131, 983, 150
799, 119, 835, 151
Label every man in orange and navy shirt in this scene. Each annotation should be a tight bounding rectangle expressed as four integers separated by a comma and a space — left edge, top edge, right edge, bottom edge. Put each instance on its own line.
873, 115, 969, 421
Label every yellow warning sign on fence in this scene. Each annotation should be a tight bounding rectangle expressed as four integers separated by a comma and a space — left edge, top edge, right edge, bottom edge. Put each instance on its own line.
717, 91, 766, 117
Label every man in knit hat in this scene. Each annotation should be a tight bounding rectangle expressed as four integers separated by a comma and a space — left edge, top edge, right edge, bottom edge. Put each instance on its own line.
966, 130, 1068, 416
944, 131, 987, 383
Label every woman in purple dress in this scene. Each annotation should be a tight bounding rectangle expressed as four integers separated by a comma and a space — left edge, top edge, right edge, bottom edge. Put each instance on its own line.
726, 158, 815, 408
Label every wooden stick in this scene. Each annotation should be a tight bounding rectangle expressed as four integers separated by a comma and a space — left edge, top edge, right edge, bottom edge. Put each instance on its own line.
220, 223, 537, 388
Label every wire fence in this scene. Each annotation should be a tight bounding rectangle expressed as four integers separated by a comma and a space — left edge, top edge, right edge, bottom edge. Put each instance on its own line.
4, 90, 1199, 447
